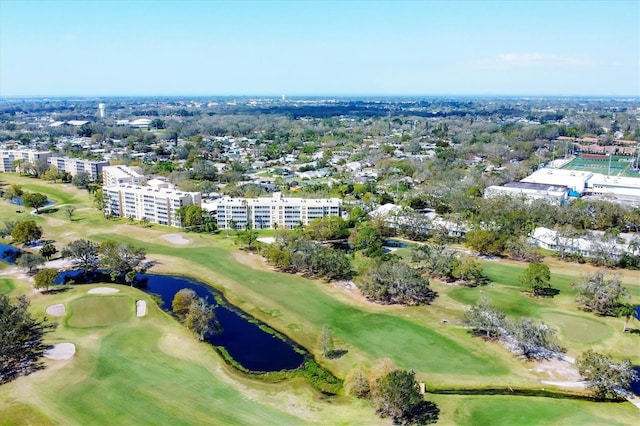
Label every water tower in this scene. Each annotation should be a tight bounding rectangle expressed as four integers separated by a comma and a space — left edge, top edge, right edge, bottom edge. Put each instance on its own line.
98, 103, 106, 118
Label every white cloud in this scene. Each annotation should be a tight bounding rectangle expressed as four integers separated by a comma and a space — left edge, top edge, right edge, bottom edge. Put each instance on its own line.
470, 53, 595, 69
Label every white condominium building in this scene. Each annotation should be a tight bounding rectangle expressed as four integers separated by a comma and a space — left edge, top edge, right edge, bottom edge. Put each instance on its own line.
48, 156, 109, 181
103, 184, 201, 227
0, 150, 52, 172
102, 165, 146, 186
215, 192, 342, 229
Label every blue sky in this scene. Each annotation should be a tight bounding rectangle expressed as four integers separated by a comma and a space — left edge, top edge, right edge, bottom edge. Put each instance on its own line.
1, 0, 638, 97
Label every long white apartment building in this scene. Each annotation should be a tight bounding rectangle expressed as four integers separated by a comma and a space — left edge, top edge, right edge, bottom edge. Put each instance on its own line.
0, 149, 52, 172
103, 184, 201, 227
48, 156, 109, 181
102, 165, 146, 186
213, 192, 342, 229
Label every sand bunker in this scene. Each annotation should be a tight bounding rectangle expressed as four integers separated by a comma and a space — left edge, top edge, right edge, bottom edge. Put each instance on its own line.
44, 342, 76, 360
163, 234, 190, 245
136, 300, 147, 317
87, 287, 120, 294
45, 304, 65, 317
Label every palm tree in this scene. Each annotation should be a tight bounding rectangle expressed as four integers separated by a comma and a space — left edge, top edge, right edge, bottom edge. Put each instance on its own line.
618, 303, 637, 333
12, 159, 25, 175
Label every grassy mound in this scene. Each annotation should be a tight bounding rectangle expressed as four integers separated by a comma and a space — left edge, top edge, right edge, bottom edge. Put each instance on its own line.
67, 295, 132, 328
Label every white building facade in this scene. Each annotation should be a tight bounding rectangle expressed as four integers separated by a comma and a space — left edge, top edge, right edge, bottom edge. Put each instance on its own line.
214, 193, 342, 229
103, 184, 201, 227
48, 156, 109, 181
0, 150, 52, 172
102, 165, 146, 186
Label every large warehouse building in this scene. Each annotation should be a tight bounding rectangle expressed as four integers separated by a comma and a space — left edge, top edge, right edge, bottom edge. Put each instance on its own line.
486, 168, 640, 206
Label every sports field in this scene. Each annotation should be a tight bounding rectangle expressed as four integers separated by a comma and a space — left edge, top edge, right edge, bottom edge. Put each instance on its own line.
562, 154, 640, 177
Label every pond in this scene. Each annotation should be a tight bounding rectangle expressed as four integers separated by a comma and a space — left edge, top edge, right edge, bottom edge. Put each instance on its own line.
10, 198, 55, 207
632, 366, 640, 397
0, 244, 21, 264
56, 270, 305, 373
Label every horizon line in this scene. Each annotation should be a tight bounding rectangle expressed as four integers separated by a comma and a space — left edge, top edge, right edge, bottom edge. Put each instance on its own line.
1, 93, 639, 100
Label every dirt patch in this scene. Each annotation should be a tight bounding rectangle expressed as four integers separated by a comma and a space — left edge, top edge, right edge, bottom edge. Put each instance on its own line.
232, 251, 272, 271
44, 258, 75, 269
162, 234, 190, 245
532, 358, 582, 382
87, 287, 120, 294
45, 303, 65, 317
44, 342, 76, 360
136, 300, 147, 317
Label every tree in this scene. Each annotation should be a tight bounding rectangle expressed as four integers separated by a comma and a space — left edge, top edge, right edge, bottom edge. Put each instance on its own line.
65, 205, 76, 221
98, 241, 147, 283
573, 270, 629, 316
576, 349, 638, 399
184, 297, 219, 341
34, 268, 59, 291
23, 193, 48, 214
508, 317, 563, 359
357, 260, 436, 305
464, 297, 506, 339
305, 216, 349, 241
11, 220, 43, 244
372, 370, 439, 425
616, 304, 637, 333
464, 229, 506, 256
31, 157, 50, 178
172, 288, 197, 319
17, 253, 45, 273
518, 262, 552, 296
0, 295, 55, 384
450, 255, 484, 286
309, 246, 352, 280
42, 166, 61, 183
39, 242, 57, 260
235, 229, 259, 251
344, 364, 371, 398
349, 224, 385, 258
61, 239, 99, 272
71, 171, 90, 189
318, 324, 334, 358
4, 184, 24, 202
0, 221, 19, 239
12, 159, 25, 175
149, 118, 165, 130
93, 188, 105, 211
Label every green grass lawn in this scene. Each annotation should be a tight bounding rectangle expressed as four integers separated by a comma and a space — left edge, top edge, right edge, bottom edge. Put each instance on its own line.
432, 394, 639, 426
0, 278, 14, 295
88, 233, 513, 382
0, 284, 379, 426
66, 295, 133, 328
540, 312, 611, 344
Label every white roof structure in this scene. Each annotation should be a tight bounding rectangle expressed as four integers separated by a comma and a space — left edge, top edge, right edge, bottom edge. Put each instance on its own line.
369, 203, 403, 218
66, 120, 89, 126
129, 118, 152, 127
529, 227, 633, 260
521, 168, 592, 194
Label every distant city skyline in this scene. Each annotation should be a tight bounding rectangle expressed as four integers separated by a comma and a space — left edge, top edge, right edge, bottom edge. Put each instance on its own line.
1, 0, 638, 97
